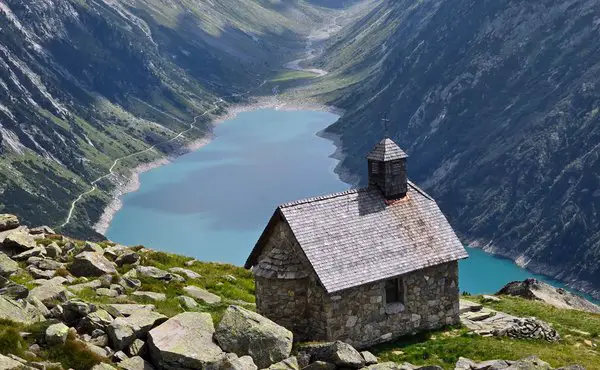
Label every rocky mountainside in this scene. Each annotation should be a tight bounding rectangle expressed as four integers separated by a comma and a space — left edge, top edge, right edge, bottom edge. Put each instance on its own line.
0, 214, 596, 369
315, 0, 600, 299
0, 0, 335, 238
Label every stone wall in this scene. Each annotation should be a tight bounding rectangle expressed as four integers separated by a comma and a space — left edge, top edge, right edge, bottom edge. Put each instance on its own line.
253, 219, 325, 341
321, 261, 460, 348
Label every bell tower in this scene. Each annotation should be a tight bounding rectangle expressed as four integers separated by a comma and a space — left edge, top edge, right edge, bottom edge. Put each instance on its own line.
367, 138, 409, 199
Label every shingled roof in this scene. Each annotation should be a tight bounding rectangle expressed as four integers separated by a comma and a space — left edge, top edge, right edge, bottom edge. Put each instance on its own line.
367, 138, 408, 161
246, 181, 468, 293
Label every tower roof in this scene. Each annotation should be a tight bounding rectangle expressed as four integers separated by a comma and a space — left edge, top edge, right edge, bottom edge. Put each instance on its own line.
366, 138, 408, 161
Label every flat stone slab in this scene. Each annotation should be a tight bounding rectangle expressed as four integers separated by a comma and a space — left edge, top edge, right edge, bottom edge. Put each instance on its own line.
148, 312, 224, 369
132, 291, 166, 302
183, 286, 221, 304
104, 304, 155, 317
459, 299, 483, 314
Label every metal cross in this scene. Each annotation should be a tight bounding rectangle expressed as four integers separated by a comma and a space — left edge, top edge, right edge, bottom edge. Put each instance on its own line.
381, 118, 390, 138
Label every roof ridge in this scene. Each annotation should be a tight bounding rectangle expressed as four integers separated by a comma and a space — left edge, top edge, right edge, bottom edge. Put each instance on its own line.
407, 180, 434, 201
279, 188, 361, 209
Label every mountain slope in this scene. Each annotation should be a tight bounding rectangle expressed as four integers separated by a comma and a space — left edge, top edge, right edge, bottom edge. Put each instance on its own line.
0, 0, 334, 238
315, 0, 600, 298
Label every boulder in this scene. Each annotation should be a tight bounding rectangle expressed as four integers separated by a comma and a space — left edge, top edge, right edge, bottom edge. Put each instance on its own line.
113, 350, 129, 362
455, 357, 477, 370
0, 214, 19, 232
214, 305, 293, 368
0, 296, 44, 324
265, 357, 299, 370
3, 231, 37, 250
104, 303, 155, 317
131, 291, 166, 302
81, 309, 114, 332
0, 353, 27, 369
128, 338, 147, 357
97, 288, 119, 298
119, 356, 155, 370
29, 281, 68, 307
472, 359, 510, 369
363, 363, 418, 370
45, 322, 69, 345
68, 279, 102, 292
506, 356, 552, 370
498, 279, 600, 313
115, 252, 140, 266
135, 266, 184, 282
12, 247, 45, 261
147, 312, 224, 369
119, 277, 142, 290
0, 278, 28, 299
28, 257, 64, 271
183, 286, 221, 304
29, 226, 56, 235
303, 361, 336, 370
92, 364, 117, 370
301, 341, 365, 369
83, 241, 104, 254
27, 266, 55, 280
108, 311, 167, 349
168, 267, 201, 280
70, 252, 116, 277
45, 243, 62, 258
494, 317, 561, 342
216, 353, 258, 370
362, 351, 378, 365
63, 300, 93, 317
178, 295, 198, 309
0, 253, 18, 277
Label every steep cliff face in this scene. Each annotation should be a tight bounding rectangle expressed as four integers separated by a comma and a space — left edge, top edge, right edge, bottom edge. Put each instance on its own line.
0, 0, 329, 237
318, 0, 600, 297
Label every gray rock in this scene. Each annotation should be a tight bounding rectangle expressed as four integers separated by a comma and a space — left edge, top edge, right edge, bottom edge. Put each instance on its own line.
119, 356, 155, 370
83, 241, 104, 254
361, 351, 378, 365
0, 353, 27, 369
505, 356, 552, 370
303, 361, 336, 370
13, 247, 45, 261
29, 226, 56, 235
136, 266, 183, 282
0, 252, 18, 277
215, 353, 258, 370
29, 281, 68, 307
183, 285, 221, 304
119, 277, 142, 290
215, 305, 293, 368
99, 273, 114, 288
68, 279, 102, 292
83, 341, 109, 358
88, 332, 109, 347
0, 277, 28, 299
178, 295, 198, 309
148, 312, 224, 369
113, 350, 129, 362
92, 364, 117, 370
131, 291, 166, 301
168, 267, 201, 280
0, 296, 47, 324
128, 338, 147, 357
70, 252, 116, 277
104, 304, 155, 317
45, 322, 69, 345
3, 231, 36, 250
115, 252, 140, 267
97, 288, 119, 297
45, 243, 62, 258
27, 266, 55, 280
455, 357, 477, 370
473, 359, 510, 369
0, 214, 19, 232
108, 311, 166, 349
28, 257, 64, 271
363, 363, 417, 370
302, 341, 365, 369
81, 309, 114, 332
265, 357, 299, 370
63, 300, 92, 317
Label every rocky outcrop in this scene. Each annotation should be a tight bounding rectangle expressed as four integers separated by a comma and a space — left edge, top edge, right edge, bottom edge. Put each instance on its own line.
215, 305, 293, 368
300, 341, 365, 369
0, 215, 20, 232
498, 280, 600, 314
0, 253, 19, 277
183, 285, 221, 304
148, 312, 225, 369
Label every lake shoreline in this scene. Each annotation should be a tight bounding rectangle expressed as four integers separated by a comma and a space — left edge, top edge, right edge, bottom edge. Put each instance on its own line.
93, 95, 344, 236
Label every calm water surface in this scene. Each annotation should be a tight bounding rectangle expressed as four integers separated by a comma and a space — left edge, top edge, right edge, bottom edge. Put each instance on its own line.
107, 108, 595, 300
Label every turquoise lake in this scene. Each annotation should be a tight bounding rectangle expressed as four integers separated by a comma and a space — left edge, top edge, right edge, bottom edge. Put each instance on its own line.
106, 108, 595, 299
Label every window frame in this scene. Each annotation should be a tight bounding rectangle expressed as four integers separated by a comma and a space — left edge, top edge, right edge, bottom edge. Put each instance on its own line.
384, 277, 405, 305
